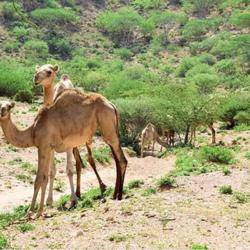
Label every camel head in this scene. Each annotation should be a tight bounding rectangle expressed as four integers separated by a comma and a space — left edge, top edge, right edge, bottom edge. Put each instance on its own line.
34, 64, 59, 87
0, 101, 15, 121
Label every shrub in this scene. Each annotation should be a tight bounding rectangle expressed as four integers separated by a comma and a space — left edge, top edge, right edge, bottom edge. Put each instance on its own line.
114, 48, 134, 60
201, 146, 233, 164
175, 57, 199, 77
46, 37, 71, 59
128, 179, 144, 189
214, 59, 237, 75
219, 185, 233, 194
157, 176, 176, 189
93, 146, 111, 164
3, 41, 21, 53
234, 112, 250, 125
198, 53, 217, 65
18, 223, 35, 233
230, 11, 250, 28
14, 90, 33, 103
183, 0, 221, 17
0, 62, 32, 97
191, 243, 208, 250
96, 7, 153, 47
12, 26, 29, 42
182, 19, 210, 41
24, 40, 49, 59
244, 152, 250, 160
234, 191, 248, 204
0, 234, 8, 249
132, 0, 165, 11
222, 166, 231, 175
31, 7, 77, 24
82, 71, 107, 92
0, 1, 22, 22
142, 187, 157, 196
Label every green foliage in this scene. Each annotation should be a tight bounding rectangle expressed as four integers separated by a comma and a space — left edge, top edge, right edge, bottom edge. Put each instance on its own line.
234, 112, 250, 125
182, 19, 211, 41
96, 7, 153, 47
14, 90, 33, 103
128, 179, 144, 189
244, 152, 250, 160
12, 26, 29, 42
157, 176, 176, 189
234, 191, 249, 204
201, 146, 234, 164
114, 48, 134, 60
0, 205, 29, 230
93, 146, 111, 164
31, 8, 77, 24
176, 57, 199, 77
18, 223, 35, 233
55, 195, 70, 210
198, 53, 217, 65
82, 71, 108, 92
191, 243, 208, 250
24, 40, 49, 59
222, 166, 231, 175
0, 234, 8, 249
0, 61, 32, 97
214, 59, 237, 75
142, 187, 157, 196
219, 185, 233, 194
132, 0, 165, 11
230, 10, 250, 28
3, 41, 21, 53
0, 1, 22, 22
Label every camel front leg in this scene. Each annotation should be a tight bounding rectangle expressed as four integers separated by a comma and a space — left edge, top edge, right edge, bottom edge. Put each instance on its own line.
152, 140, 155, 155
29, 148, 53, 218
46, 151, 56, 206
66, 149, 78, 208
141, 137, 145, 158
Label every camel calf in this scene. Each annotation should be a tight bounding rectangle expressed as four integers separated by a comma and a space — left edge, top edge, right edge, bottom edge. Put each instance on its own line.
141, 123, 158, 157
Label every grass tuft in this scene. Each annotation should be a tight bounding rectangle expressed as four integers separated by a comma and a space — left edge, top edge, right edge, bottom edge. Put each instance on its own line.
219, 185, 233, 195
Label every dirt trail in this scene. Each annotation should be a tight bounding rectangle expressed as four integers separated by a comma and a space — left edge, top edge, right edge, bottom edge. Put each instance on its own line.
0, 152, 175, 212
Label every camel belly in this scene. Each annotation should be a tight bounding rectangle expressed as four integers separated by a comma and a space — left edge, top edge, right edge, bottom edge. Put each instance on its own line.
53, 134, 89, 153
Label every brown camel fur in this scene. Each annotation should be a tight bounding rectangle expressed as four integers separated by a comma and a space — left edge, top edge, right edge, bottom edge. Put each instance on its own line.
34, 65, 106, 207
0, 91, 127, 217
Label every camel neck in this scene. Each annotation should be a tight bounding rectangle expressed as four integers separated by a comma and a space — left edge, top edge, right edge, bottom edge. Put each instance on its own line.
43, 84, 54, 106
0, 117, 34, 148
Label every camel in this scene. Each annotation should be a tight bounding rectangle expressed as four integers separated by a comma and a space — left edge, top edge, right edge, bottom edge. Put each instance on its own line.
34, 65, 107, 207
141, 123, 168, 157
162, 128, 175, 146
0, 91, 127, 218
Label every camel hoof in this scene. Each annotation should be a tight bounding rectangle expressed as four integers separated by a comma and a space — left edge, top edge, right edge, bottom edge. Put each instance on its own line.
69, 200, 78, 209
101, 197, 106, 203
100, 184, 107, 194
46, 198, 53, 206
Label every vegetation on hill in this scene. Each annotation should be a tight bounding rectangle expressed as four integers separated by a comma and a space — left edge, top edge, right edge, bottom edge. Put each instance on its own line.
0, 0, 249, 148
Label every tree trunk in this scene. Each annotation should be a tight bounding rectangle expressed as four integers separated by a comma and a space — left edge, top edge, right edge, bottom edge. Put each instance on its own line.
184, 125, 190, 145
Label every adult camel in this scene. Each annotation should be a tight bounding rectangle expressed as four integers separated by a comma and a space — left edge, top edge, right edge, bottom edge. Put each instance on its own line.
34, 65, 106, 207
0, 91, 127, 218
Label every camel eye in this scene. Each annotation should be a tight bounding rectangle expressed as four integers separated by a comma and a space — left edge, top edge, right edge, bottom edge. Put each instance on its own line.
47, 70, 52, 76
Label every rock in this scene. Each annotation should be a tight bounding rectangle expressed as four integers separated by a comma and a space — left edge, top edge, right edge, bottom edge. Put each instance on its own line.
76, 231, 84, 237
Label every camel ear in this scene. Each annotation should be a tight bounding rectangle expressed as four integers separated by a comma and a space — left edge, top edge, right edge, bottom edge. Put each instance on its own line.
10, 101, 15, 109
53, 64, 59, 73
35, 65, 40, 71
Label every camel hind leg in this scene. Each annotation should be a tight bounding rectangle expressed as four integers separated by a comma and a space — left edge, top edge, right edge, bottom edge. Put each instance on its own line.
72, 147, 83, 198
46, 152, 56, 206
86, 142, 107, 194
98, 105, 127, 200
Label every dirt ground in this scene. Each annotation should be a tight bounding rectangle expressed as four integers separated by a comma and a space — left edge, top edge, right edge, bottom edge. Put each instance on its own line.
0, 100, 250, 249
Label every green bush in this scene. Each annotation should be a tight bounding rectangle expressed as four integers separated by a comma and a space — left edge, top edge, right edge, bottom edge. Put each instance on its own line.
14, 90, 33, 103
114, 48, 134, 60
0, 234, 8, 249
182, 19, 210, 41
31, 7, 77, 24
93, 146, 111, 164
214, 59, 237, 75
0, 2, 22, 22
132, 0, 165, 11
82, 71, 107, 92
0, 62, 32, 97
18, 223, 35, 233
234, 191, 248, 204
157, 176, 176, 189
128, 179, 144, 189
175, 57, 199, 77
230, 11, 250, 28
3, 41, 21, 53
219, 185, 233, 194
96, 7, 153, 47
24, 40, 49, 59
201, 146, 233, 164
198, 53, 217, 65
191, 243, 208, 250
12, 26, 29, 42
183, 0, 221, 17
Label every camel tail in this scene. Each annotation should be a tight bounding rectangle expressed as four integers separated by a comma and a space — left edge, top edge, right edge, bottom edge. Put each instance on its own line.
109, 102, 120, 137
